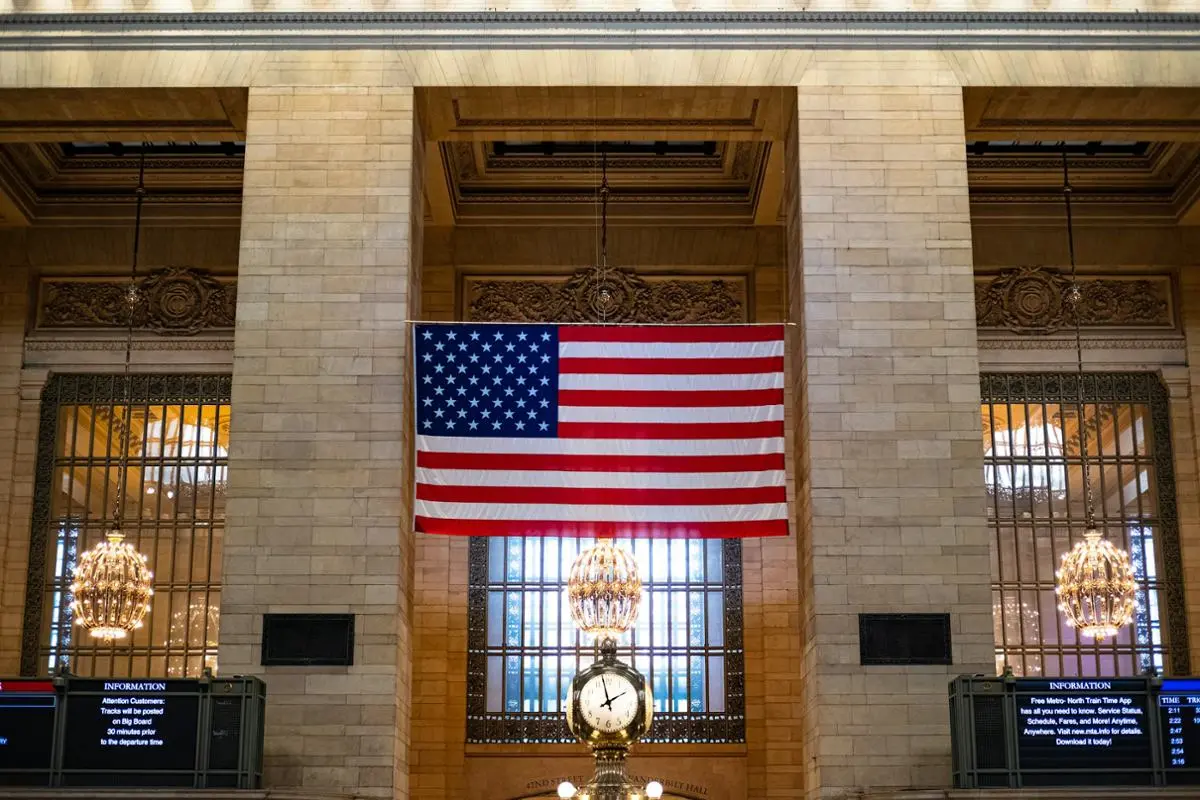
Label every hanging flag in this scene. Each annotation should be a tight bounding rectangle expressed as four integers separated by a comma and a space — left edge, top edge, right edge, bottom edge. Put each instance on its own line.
413, 323, 788, 538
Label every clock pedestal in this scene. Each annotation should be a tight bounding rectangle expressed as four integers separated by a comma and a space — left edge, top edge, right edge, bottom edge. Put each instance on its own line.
579, 746, 636, 800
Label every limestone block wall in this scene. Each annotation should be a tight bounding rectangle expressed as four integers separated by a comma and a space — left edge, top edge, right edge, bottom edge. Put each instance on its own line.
0, 266, 31, 675
792, 76, 994, 796
218, 87, 418, 799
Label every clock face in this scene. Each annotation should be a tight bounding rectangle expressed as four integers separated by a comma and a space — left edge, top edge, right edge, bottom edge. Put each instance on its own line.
579, 672, 639, 734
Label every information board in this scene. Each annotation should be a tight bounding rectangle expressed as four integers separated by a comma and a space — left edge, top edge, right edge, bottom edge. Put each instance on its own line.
1159, 678, 1200, 785
1014, 679, 1153, 784
0, 680, 57, 785
62, 680, 200, 776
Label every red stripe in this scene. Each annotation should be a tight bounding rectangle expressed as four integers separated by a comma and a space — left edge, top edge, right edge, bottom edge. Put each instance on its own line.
417, 484, 785, 506
558, 325, 784, 343
560, 356, 783, 375
558, 388, 784, 408
415, 517, 789, 538
558, 421, 784, 440
0, 680, 55, 694
417, 451, 785, 473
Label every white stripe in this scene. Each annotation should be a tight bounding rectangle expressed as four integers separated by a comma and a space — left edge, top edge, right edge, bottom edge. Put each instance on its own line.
417, 435, 784, 456
559, 373, 784, 391
415, 500, 787, 522
557, 405, 784, 424
417, 468, 786, 489
559, 341, 783, 359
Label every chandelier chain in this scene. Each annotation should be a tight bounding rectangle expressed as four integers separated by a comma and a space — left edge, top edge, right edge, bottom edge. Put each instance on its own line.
1062, 149, 1096, 531
112, 145, 148, 528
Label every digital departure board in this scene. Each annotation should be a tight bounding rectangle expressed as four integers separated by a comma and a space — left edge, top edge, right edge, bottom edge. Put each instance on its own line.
0, 680, 57, 786
62, 680, 200, 782
1159, 679, 1200, 785
1014, 679, 1153, 785
0, 674, 264, 789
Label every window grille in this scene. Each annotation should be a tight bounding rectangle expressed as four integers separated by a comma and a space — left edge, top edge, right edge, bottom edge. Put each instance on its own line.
21, 374, 231, 678
981, 373, 1187, 678
467, 536, 744, 743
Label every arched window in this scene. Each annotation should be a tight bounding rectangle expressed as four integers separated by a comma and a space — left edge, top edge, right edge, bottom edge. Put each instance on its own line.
22, 374, 230, 678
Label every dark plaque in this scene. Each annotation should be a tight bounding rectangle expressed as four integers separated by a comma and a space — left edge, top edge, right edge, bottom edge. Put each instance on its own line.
1015, 679, 1153, 786
859, 613, 952, 665
1160, 679, 1200, 785
0, 680, 57, 786
62, 679, 200, 785
262, 613, 355, 666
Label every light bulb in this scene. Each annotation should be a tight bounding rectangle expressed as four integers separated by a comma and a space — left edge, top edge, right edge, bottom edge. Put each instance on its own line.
646, 781, 664, 799
558, 782, 577, 799
145, 486, 156, 495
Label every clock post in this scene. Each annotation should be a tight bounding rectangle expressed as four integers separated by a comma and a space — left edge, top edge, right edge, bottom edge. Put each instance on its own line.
561, 539, 664, 800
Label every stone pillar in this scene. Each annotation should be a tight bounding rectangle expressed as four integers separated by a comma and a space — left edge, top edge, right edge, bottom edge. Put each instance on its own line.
219, 87, 419, 799
0, 267, 34, 674
1173, 269, 1200, 668
790, 82, 993, 796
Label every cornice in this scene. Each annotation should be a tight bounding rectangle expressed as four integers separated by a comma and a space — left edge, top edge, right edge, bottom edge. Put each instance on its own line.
1, 11, 1199, 50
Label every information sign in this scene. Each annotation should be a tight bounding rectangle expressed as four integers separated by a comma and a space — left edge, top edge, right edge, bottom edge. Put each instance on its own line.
1159, 678, 1200, 784
0, 680, 57, 782
1015, 679, 1153, 775
62, 680, 200, 775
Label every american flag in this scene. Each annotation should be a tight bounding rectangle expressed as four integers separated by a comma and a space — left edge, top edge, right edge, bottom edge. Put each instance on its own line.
413, 323, 788, 538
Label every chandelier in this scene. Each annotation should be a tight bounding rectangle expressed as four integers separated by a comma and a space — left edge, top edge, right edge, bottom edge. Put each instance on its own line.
70, 145, 154, 642
1052, 148, 1137, 640
557, 777, 664, 800
567, 537, 643, 641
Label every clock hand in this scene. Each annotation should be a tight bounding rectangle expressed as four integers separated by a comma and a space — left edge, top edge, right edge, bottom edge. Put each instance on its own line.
600, 676, 612, 704
602, 690, 628, 710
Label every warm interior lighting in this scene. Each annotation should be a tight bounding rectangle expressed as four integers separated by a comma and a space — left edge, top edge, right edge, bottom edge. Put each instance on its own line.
1056, 528, 1138, 640
557, 782, 577, 799
567, 538, 642, 640
646, 782, 664, 799
70, 528, 154, 641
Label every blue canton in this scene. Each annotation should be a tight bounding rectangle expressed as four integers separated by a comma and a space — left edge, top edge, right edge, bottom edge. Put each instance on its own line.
415, 324, 559, 438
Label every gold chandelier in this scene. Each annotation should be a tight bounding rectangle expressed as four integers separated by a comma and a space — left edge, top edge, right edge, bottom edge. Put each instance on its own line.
1052, 148, 1137, 640
70, 528, 154, 641
71, 145, 155, 643
1055, 528, 1137, 640
567, 538, 643, 641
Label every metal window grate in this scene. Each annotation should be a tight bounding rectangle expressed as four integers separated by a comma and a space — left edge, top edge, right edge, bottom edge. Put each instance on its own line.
467, 536, 744, 743
21, 373, 231, 678
981, 373, 1188, 679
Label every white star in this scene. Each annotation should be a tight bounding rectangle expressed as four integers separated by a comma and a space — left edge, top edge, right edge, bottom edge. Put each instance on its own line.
505, 342, 516, 353
517, 399, 527, 408
539, 422, 549, 432
458, 342, 467, 351
505, 410, 515, 420
422, 330, 432, 340
515, 421, 525, 431
446, 353, 455, 363
516, 376, 526, 385
469, 376, 479, 386
494, 398, 503, 408
528, 365, 538, 375
423, 419, 432, 428
470, 331, 480, 341
518, 331, 528, 342
470, 398, 480, 408
422, 397, 433, 407
531, 343, 539, 352
422, 375, 432, 385
494, 354, 504, 364
434, 408, 445, 418
528, 410, 537, 420
482, 365, 491, 374
493, 420, 502, 430
434, 386, 444, 396
481, 410, 491, 419
539, 377, 549, 386
529, 388, 538, 397
541, 331, 551, 341
493, 376, 502, 386
458, 409, 467, 418
541, 354, 550, 363
457, 386, 466, 396
504, 387, 515, 397
447, 331, 457, 341
446, 375, 455, 384
422, 353, 432, 362
469, 353, 480, 363
469, 420, 479, 430
482, 343, 492, 353
434, 364, 444, 374
446, 418, 456, 428
517, 354, 527, 364
435, 341, 445, 351
505, 365, 515, 375
481, 387, 491, 396
493, 331, 504, 341
539, 399, 549, 409
446, 398, 456, 407
458, 364, 467, 374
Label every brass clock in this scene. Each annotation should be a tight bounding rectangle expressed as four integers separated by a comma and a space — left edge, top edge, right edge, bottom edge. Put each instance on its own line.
566, 639, 653, 747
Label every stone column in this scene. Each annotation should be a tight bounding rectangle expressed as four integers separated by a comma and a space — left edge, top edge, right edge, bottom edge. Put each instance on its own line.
219, 87, 419, 799
790, 81, 993, 796
0, 266, 34, 674
1173, 269, 1200, 668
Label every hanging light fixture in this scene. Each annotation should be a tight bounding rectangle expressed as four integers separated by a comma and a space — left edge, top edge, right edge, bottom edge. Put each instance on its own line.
567, 538, 643, 641
1053, 148, 1137, 640
70, 146, 154, 642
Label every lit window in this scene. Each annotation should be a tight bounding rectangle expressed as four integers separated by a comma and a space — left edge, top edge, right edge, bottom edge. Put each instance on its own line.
24, 374, 230, 678
982, 373, 1186, 678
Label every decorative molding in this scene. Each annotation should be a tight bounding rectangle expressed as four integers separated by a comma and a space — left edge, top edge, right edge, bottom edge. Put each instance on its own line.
451, 97, 759, 130
464, 268, 747, 324
25, 338, 234, 351
3, 12, 1199, 51
37, 267, 236, 336
975, 267, 1174, 335
978, 337, 1185, 351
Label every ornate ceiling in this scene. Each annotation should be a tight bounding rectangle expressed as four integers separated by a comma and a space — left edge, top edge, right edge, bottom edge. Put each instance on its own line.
0, 86, 1198, 229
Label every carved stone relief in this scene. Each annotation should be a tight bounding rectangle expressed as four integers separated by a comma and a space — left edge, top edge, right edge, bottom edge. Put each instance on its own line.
37, 267, 236, 336
975, 267, 1173, 335
464, 268, 747, 324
